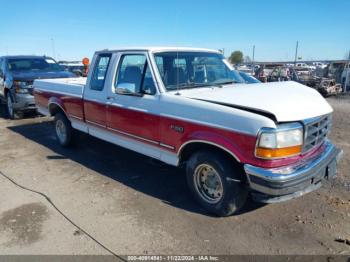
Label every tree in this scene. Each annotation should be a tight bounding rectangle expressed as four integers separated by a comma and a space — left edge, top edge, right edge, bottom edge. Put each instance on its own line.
229, 51, 243, 64
244, 55, 252, 63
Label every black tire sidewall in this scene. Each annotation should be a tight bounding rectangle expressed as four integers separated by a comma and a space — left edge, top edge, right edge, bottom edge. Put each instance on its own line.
186, 150, 247, 216
6, 92, 15, 119
54, 113, 72, 147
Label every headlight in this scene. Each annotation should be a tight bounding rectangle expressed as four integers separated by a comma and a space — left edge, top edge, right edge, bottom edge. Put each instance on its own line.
14, 81, 30, 94
256, 124, 303, 159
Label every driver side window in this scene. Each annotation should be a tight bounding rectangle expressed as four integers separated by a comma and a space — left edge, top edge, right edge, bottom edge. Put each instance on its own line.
115, 54, 156, 95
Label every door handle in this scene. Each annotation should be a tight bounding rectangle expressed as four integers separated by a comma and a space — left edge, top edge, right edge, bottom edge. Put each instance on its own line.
107, 96, 116, 100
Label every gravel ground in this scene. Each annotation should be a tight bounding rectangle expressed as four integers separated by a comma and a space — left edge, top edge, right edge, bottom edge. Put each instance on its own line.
0, 96, 349, 256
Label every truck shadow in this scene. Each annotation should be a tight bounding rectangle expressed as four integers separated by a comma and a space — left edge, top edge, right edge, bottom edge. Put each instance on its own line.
7, 119, 265, 217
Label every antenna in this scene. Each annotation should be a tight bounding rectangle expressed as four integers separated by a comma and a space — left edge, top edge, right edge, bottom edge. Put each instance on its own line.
175, 49, 180, 95
51, 38, 56, 60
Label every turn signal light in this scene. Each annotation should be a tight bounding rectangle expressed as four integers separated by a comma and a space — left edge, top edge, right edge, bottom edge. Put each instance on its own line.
256, 145, 302, 159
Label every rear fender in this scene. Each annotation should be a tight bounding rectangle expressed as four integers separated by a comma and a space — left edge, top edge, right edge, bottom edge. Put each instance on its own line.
48, 97, 67, 117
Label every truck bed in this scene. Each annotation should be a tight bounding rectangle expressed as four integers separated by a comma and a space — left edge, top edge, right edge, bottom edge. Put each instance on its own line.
34, 77, 86, 97
34, 77, 86, 120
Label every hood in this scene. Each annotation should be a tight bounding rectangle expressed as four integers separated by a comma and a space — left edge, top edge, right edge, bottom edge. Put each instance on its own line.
11, 70, 75, 81
175, 81, 333, 122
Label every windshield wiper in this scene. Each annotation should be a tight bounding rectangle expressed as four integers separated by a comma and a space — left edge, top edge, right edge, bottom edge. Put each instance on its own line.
215, 80, 239, 86
167, 82, 213, 90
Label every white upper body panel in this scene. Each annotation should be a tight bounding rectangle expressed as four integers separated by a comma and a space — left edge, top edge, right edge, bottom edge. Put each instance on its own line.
171, 81, 333, 122
34, 77, 86, 97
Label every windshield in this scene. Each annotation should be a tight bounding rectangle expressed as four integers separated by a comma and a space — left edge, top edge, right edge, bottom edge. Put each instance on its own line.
7, 58, 63, 72
239, 72, 261, 83
154, 51, 244, 90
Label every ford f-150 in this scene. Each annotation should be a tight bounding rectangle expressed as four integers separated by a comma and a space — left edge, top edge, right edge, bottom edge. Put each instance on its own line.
33, 47, 342, 216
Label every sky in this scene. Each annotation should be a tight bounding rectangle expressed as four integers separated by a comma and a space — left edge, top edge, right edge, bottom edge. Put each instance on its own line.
0, 0, 349, 62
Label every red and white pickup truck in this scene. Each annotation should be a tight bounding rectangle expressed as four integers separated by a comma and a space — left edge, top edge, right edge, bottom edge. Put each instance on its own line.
34, 47, 342, 216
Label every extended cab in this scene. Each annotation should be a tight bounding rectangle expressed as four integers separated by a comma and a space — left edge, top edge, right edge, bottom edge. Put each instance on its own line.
33, 47, 342, 216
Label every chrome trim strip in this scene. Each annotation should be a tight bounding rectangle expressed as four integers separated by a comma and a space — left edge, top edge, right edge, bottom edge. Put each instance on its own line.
34, 88, 82, 98
86, 120, 106, 128
86, 123, 178, 166
159, 143, 175, 150
178, 140, 240, 162
48, 102, 68, 117
127, 106, 148, 113
69, 114, 84, 121
106, 127, 159, 145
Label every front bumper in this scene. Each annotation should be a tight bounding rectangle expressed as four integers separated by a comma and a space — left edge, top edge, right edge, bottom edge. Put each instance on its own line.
13, 93, 36, 111
244, 140, 343, 203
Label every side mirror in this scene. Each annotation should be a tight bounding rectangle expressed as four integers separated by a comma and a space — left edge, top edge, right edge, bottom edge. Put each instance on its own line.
116, 83, 143, 97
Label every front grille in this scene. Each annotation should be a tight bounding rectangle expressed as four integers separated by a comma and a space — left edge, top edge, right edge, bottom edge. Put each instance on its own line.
302, 114, 332, 153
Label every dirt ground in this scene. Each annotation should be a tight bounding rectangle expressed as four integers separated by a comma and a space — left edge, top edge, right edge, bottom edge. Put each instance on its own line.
0, 96, 349, 256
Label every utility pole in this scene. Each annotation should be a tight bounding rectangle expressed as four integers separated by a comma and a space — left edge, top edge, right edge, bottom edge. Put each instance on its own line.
252, 45, 255, 73
51, 38, 56, 60
294, 41, 299, 66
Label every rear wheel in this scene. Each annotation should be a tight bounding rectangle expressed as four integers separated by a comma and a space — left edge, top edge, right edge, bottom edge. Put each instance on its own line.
186, 150, 248, 216
54, 112, 73, 147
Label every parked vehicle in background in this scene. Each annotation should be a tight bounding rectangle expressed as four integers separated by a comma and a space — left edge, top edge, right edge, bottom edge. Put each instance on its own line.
324, 61, 349, 84
295, 62, 308, 68
238, 71, 261, 83
290, 67, 318, 87
58, 61, 85, 76
236, 65, 254, 76
0, 56, 75, 119
313, 62, 328, 69
340, 62, 350, 92
255, 63, 289, 82
34, 47, 342, 217
290, 67, 342, 97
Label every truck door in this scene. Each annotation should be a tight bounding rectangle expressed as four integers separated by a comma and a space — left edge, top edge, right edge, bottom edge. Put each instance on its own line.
106, 53, 160, 145
83, 53, 112, 128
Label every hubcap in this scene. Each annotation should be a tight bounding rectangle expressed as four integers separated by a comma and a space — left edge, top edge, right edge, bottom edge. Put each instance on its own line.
194, 164, 224, 204
56, 120, 67, 143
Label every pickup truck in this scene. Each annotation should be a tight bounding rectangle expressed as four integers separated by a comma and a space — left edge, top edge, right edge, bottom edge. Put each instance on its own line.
0, 55, 75, 119
33, 47, 342, 216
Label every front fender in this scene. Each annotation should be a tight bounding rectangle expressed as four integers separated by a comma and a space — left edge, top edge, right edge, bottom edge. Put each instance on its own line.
179, 130, 257, 163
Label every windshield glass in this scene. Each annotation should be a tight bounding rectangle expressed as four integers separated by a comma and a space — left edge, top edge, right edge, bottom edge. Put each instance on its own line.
154, 51, 244, 90
239, 72, 261, 83
7, 58, 63, 72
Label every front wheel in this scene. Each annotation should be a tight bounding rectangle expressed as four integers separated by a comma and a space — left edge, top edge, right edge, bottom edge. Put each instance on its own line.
6, 92, 15, 119
186, 150, 248, 216
54, 112, 73, 147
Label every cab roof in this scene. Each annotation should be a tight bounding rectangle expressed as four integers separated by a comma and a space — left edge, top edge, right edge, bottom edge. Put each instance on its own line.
95, 46, 221, 54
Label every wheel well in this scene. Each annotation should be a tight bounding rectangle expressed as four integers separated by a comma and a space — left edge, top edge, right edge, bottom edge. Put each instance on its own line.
179, 142, 246, 182
49, 103, 66, 117
179, 142, 240, 165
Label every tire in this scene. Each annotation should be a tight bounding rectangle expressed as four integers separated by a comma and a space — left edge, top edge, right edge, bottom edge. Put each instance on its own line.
6, 92, 15, 119
186, 150, 248, 217
54, 112, 73, 147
